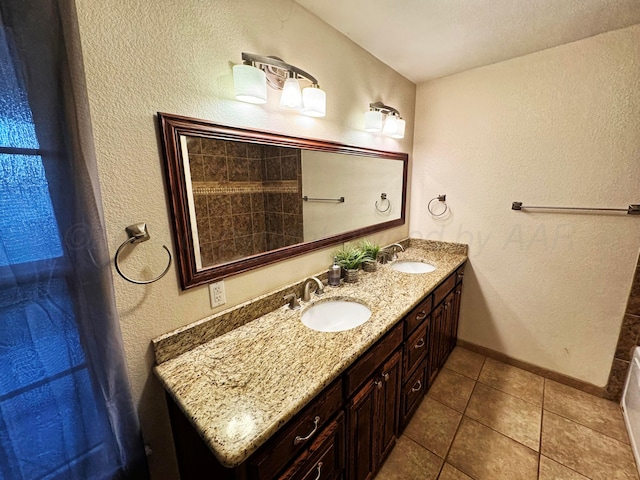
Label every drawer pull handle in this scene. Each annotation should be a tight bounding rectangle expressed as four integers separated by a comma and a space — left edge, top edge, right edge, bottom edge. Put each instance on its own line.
313, 462, 323, 480
294, 416, 320, 445
416, 311, 427, 321
383, 372, 390, 382
414, 338, 425, 349
375, 380, 383, 389
411, 380, 422, 392
444, 304, 449, 310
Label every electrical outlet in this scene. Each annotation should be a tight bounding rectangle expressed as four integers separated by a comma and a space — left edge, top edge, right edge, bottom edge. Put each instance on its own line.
209, 281, 226, 308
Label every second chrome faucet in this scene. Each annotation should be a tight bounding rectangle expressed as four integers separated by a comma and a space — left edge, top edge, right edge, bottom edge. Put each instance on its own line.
302, 276, 324, 302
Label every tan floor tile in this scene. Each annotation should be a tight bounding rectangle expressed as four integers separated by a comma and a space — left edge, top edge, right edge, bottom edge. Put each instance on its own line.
444, 347, 486, 380
447, 417, 538, 480
544, 379, 629, 444
438, 463, 473, 480
404, 396, 462, 458
539, 455, 589, 480
465, 382, 541, 451
541, 411, 639, 480
428, 367, 476, 413
478, 357, 544, 406
375, 435, 443, 480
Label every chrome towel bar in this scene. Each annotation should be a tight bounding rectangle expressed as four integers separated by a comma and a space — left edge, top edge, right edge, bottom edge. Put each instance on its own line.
303, 196, 345, 203
512, 202, 639, 215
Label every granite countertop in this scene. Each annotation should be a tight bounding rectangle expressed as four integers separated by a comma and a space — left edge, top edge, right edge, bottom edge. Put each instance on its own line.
153, 239, 467, 468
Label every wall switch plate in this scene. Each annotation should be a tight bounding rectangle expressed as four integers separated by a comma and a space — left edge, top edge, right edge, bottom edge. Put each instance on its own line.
209, 281, 226, 308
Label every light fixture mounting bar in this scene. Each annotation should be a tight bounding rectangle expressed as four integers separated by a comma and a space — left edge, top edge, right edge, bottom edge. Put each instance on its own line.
369, 101, 400, 117
241, 52, 319, 89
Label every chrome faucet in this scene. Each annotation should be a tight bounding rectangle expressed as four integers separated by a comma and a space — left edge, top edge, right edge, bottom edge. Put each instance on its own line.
302, 276, 325, 302
388, 243, 405, 261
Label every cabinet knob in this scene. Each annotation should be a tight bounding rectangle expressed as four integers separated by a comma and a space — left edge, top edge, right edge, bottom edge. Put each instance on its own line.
383, 372, 390, 382
411, 380, 422, 393
414, 338, 425, 349
444, 304, 448, 310
293, 416, 320, 445
375, 380, 383, 389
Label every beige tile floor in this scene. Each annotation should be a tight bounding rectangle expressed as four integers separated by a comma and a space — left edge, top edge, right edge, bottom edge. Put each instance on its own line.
376, 347, 640, 480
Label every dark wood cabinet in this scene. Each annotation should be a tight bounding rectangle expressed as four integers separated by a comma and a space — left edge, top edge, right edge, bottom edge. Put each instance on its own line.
374, 349, 402, 466
399, 357, 427, 429
279, 412, 345, 480
249, 380, 343, 480
427, 263, 466, 385
347, 377, 376, 480
347, 348, 401, 480
345, 322, 402, 480
165, 261, 466, 480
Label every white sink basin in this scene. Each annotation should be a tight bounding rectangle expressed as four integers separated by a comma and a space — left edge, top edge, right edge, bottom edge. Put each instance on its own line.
301, 299, 372, 332
391, 261, 436, 274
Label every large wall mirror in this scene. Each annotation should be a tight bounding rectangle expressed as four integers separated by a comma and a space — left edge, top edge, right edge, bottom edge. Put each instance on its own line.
158, 113, 408, 289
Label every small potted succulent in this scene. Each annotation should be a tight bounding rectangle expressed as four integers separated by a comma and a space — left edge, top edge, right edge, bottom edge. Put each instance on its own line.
360, 239, 381, 272
334, 247, 367, 283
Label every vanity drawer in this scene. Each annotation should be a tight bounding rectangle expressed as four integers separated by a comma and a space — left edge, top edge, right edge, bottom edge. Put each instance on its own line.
344, 322, 403, 398
403, 320, 429, 379
404, 295, 433, 337
279, 411, 344, 480
433, 271, 456, 307
399, 358, 428, 431
249, 379, 343, 480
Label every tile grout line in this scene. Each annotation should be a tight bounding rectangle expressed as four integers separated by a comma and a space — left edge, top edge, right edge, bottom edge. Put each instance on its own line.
542, 408, 632, 446
453, 354, 544, 457
474, 365, 546, 408
438, 355, 487, 480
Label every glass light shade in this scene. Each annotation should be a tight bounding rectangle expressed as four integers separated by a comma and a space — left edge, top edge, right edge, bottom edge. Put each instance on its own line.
302, 86, 326, 117
382, 114, 400, 137
391, 118, 406, 139
364, 110, 383, 132
279, 78, 303, 109
233, 64, 267, 104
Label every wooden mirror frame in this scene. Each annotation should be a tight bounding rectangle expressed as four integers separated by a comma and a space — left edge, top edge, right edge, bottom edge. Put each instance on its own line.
158, 112, 408, 289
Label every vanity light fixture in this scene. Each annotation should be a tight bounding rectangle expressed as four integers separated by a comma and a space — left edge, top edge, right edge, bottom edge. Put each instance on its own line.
234, 52, 326, 117
364, 102, 405, 139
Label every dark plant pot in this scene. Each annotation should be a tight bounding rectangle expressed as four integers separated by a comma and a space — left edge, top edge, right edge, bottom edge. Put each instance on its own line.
343, 268, 359, 283
362, 260, 378, 272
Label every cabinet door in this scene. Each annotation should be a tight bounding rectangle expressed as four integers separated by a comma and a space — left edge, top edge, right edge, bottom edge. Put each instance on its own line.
439, 291, 455, 368
375, 349, 402, 466
347, 379, 376, 480
428, 304, 445, 384
450, 283, 463, 352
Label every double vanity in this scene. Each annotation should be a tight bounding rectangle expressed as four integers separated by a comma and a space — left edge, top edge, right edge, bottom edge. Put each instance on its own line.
153, 239, 467, 479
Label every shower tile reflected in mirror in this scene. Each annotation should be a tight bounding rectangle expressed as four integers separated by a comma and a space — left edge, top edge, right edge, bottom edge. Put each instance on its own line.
186, 137, 303, 267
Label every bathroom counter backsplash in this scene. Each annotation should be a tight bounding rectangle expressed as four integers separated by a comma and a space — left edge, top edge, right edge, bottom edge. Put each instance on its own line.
152, 238, 467, 468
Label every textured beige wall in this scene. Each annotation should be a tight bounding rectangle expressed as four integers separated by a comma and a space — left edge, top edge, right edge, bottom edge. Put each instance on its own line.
412, 24, 640, 388
73, 1, 414, 478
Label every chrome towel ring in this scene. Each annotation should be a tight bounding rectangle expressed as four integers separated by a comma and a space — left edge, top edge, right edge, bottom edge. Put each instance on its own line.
375, 193, 391, 213
114, 223, 172, 284
428, 194, 448, 217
